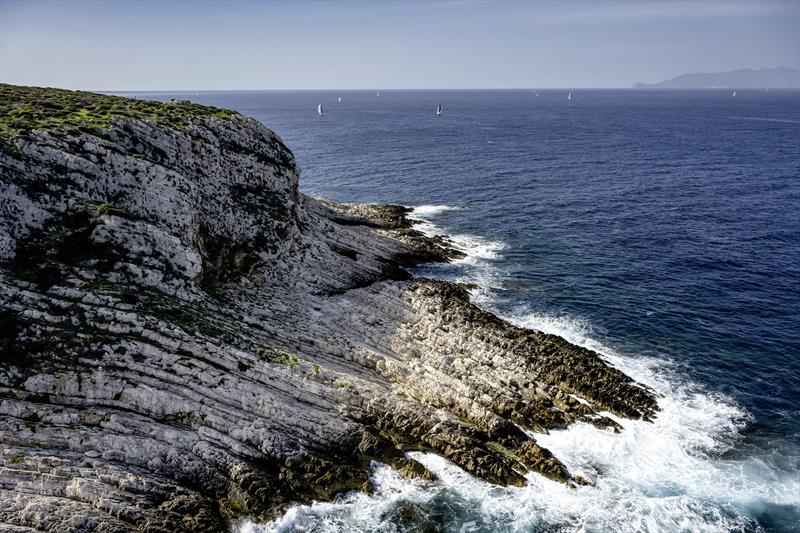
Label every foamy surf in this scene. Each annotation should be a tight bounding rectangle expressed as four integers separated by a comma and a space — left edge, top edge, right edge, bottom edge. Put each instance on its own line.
409, 204, 463, 217
244, 210, 798, 532
244, 314, 796, 532
408, 205, 507, 304
408, 205, 503, 260
506, 313, 799, 532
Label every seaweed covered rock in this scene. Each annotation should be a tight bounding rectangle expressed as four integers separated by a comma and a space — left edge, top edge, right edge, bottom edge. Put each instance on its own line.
0, 85, 657, 531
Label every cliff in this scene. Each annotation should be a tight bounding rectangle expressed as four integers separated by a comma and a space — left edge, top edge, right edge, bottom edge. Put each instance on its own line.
0, 84, 658, 532
633, 67, 800, 89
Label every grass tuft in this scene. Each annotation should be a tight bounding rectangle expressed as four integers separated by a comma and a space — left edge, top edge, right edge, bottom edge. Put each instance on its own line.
94, 203, 127, 217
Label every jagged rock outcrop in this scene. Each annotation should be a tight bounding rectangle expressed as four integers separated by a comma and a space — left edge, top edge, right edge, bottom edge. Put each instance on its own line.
0, 85, 658, 532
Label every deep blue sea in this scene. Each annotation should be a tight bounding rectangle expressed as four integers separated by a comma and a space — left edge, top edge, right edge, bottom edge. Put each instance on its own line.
128, 89, 800, 532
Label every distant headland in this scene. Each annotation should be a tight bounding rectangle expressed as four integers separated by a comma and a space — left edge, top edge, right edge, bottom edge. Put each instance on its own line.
633, 67, 799, 89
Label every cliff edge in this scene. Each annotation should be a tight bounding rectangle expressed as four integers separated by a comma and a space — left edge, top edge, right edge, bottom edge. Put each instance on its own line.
0, 85, 658, 532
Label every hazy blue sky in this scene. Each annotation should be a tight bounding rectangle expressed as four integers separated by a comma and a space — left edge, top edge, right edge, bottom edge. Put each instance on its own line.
1, 0, 798, 90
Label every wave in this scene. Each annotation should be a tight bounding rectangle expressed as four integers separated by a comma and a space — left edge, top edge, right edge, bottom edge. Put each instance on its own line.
728, 116, 800, 125
409, 204, 463, 217
243, 208, 800, 532
506, 313, 800, 531
408, 205, 507, 304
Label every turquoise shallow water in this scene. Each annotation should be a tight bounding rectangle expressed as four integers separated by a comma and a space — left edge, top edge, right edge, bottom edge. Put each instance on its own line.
130, 89, 800, 531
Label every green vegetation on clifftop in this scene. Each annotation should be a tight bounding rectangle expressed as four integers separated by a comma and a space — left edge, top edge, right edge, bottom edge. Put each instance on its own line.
0, 83, 239, 140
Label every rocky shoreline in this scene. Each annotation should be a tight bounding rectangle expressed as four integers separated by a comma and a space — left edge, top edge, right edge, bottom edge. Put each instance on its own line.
0, 85, 658, 532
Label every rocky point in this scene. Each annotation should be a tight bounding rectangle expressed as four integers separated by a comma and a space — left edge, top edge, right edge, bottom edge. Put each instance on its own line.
0, 84, 658, 532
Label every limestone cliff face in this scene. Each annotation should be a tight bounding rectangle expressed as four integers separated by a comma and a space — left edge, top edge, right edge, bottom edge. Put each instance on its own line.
0, 86, 658, 532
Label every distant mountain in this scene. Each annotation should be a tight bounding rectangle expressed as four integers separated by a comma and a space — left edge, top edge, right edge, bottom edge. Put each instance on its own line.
634, 67, 799, 89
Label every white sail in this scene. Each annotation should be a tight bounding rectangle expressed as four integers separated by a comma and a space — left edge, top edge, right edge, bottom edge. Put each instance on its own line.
732, 90, 736, 96
568, 92, 573, 100
436, 103, 442, 115
338, 96, 342, 103
317, 104, 323, 115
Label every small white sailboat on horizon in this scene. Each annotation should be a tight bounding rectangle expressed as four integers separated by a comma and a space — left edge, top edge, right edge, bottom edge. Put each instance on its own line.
338, 96, 342, 103
436, 103, 443, 116
317, 104, 324, 116
568, 91, 573, 100
732, 90, 736, 96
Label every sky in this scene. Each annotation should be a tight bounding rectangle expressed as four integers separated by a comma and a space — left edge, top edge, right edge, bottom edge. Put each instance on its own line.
1, 0, 798, 90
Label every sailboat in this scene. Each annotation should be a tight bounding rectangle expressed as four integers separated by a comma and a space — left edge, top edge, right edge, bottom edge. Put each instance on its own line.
436, 103, 442, 116
338, 96, 342, 103
732, 90, 736, 96
317, 104, 324, 116
568, 92, 573, 100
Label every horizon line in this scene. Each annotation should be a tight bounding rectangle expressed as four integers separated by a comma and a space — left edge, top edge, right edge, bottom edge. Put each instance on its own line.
2, 82, 798, 93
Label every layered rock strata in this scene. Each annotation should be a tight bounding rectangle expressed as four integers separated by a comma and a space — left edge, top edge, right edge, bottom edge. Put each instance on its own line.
0, 85, 658, 532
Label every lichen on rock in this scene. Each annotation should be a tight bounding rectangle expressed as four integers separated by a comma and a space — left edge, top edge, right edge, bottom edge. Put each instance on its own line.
0, 84, 658, 531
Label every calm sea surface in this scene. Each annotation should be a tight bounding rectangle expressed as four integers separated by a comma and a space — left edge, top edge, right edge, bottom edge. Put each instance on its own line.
129, 89, 800, 532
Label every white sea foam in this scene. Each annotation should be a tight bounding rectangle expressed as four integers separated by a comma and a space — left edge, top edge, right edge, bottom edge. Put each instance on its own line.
410, 207, 506, 258
243, 210, 799, 532
409, 205, 507, 304
410, 204, 463, 217
504, 312, 800, 531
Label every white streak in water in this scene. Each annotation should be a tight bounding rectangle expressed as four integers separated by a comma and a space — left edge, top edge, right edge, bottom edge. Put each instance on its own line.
728, 116, 800, 124
409, 204, 463, 217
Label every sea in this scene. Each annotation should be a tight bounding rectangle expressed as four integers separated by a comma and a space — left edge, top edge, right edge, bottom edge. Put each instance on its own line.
125, 89, 800, 532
